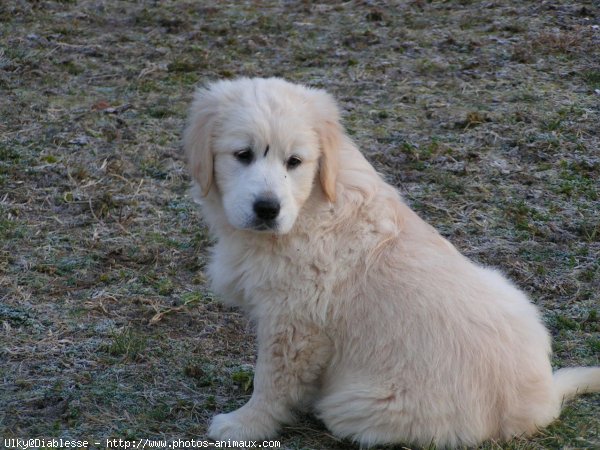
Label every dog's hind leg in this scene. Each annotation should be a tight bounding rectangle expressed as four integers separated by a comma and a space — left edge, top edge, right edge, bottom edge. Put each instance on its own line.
316, 377, 489, 448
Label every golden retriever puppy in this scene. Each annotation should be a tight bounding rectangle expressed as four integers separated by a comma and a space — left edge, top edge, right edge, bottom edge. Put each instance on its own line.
184, 77, 600, 448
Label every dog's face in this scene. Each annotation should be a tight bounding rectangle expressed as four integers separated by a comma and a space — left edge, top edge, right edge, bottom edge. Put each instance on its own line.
212, 116, 319, 234
184, 78, 342, 234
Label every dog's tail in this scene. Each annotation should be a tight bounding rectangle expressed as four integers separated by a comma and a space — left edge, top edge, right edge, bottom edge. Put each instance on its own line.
553, 367, 600, 404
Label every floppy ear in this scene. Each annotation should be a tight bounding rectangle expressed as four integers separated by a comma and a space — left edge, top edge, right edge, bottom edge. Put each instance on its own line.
183, 87, 218, 196
317, 119, 341, 203
311, 90, 343, 203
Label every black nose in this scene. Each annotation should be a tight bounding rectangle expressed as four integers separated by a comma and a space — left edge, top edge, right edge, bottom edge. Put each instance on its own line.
253, 198, 281, 221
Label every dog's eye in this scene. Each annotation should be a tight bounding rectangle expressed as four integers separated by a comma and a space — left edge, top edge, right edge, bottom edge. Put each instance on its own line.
286, 155, 302, 169
234, 148, 254, 165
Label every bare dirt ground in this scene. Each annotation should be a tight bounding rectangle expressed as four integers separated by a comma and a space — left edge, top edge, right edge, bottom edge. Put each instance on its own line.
1, 1, 599, 449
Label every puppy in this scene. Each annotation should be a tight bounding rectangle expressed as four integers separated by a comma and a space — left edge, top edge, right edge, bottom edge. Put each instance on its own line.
184, 77, 600, 447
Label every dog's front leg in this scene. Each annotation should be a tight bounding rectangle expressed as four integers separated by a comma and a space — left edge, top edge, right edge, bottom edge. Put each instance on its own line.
208, 318, 330, 440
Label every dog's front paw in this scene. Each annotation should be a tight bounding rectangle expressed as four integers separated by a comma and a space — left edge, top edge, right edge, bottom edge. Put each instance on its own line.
208, 408, 278, 441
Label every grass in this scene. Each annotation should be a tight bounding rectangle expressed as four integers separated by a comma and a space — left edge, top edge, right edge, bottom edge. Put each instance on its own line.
0, 0, 598, 448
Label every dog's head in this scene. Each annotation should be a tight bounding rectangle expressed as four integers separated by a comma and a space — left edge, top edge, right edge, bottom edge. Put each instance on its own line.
184, 77, 342, 234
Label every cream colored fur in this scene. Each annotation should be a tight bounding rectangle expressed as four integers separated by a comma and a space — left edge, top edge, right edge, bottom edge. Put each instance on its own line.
183, 77, 600, 448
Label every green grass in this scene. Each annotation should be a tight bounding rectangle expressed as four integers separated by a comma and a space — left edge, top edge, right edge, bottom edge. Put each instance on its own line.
230, 366, 254, 393
103, 327, 148, 361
